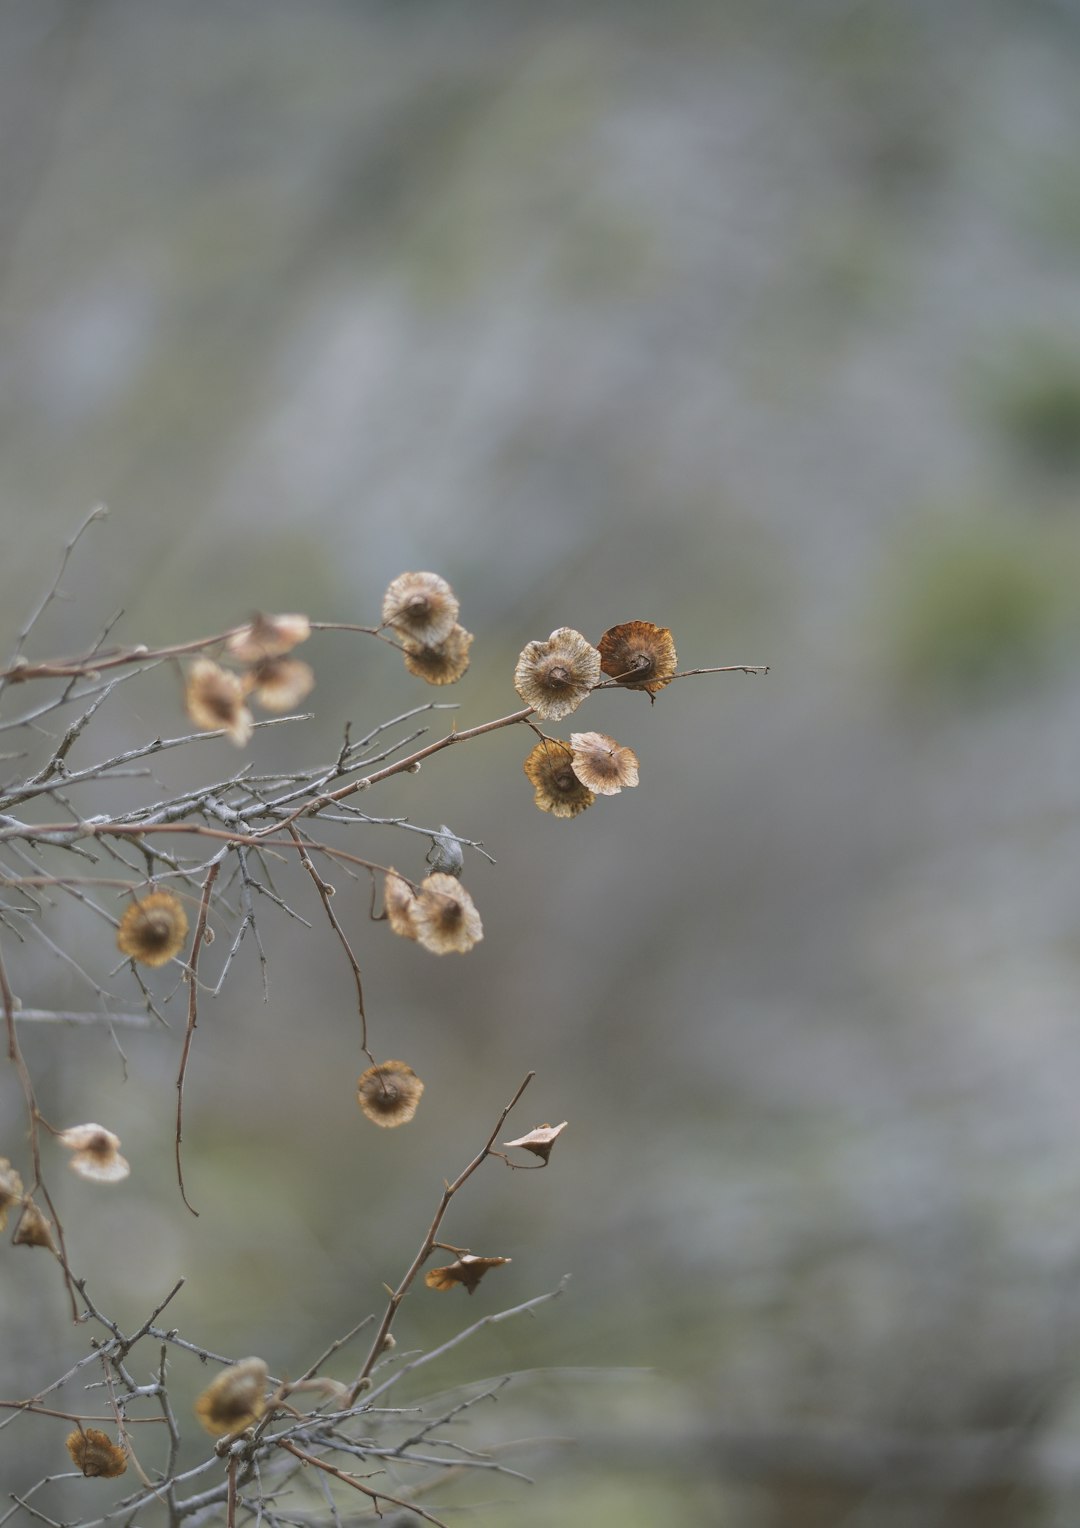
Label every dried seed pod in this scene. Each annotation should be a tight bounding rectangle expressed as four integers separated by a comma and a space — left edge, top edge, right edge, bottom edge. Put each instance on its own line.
57, 1123, 130, 1183
0, 1158, 24, 1231
412, 874, 483, 954
185, 659, 253, 746
242, 656, 315, 711
425, 1254, 511, 1294
513, 628, 601, 720
597, 621, 677, 695
116, 890, 189, 967
357, 1060, 425, 1127
13, 1198, 57, 1250
523, 739, 595, 818
402, 624, 473, 685
226, 612, 312, 662
194, 1357, 270, 1437
66, 1427, 127, 1478
382, 572, 459, 646
384, 870, 419, 939
569, 731, 640, 795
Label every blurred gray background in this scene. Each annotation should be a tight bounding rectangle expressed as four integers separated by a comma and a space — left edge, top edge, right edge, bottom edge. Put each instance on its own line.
3, 0, 1080, 1523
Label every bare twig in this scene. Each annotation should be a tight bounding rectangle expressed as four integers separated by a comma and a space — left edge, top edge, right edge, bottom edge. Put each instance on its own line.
174, 860, 221, 1215
347, 1072, 535, 1403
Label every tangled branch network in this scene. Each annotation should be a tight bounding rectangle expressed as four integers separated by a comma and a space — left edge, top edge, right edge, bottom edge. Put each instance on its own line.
0, 509, 766, 1525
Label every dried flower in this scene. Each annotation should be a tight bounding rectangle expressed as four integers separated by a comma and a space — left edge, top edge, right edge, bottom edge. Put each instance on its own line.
66, 1427, 127, 1478
226, 612, 311, 662
384, 869, 419, 939
116, 890, 189, 967
357, 1060, 425, 1127
194, 1358, 269, 1437
242, 656, 315, 711
412, 873, 483, 954
597, 621, 677, 695
13, 1198, 57, 1250
58, 1124, 130, 1183
382, 571, 459, 646
425, 1254, 511, 1294
503, 1121, 568, 1163
523, 739, 595, 818
0, 1158, 24, 1231
185, 658, 253, 747
402, 624, 474, 685
569, 731, 640, 795
513, 628, 601, 720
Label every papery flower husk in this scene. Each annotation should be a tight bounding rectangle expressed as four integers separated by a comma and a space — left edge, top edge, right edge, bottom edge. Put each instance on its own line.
226, 613, 311, 662
0, 1158, 24, 1230
402, 624, 473, 685
58, 1123, 130, 1183
412, 873, 483, 954
13, 1198, 57, 1250
194, 1358, 269, 1437
523, 739, 595, 818
243, 656, 315, 711
569, 731, 640, 795
357, 1060, 425, 1127
597, 620, 677, 695
513, 628, 601, 721
382, 572, 459, 646
384, 869, 419, 939
116, 890, 189, 967
185, 659, 253, 746
66, 1427, 127, 1478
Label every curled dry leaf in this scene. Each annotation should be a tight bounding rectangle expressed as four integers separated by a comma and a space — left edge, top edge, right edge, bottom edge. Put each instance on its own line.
57, 1123, 130, 1183
503, 1121, 568, 1163
424, 1254, 511, 1295
116, 890, 189, 967
66, 1427, 127, 1479
194, 1357, 270, 1437
569, 731, 640, 795
357, 1060, 425, 1127
185, 658, 253, 747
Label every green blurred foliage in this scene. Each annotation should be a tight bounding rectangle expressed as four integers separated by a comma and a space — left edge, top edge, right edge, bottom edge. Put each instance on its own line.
882, 511, 1080, 699
971, 335, 1080, 476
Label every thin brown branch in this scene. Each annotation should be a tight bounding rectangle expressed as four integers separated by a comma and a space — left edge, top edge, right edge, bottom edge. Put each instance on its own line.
288, 825, 369, 1054
0, 942, 81, 1320
275, 1440, 451, 1528
347, 1071, 535, 1403
174, 860, 221, 1216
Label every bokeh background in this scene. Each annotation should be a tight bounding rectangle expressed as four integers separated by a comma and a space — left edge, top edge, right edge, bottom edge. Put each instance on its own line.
3, 0, 1080, 1523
